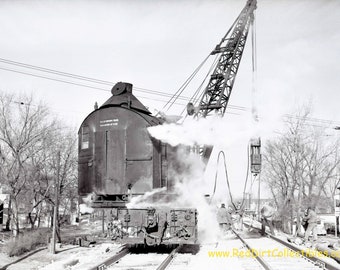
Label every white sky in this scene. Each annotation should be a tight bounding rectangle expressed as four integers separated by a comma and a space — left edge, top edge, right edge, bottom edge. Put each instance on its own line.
0, 0, 340, 200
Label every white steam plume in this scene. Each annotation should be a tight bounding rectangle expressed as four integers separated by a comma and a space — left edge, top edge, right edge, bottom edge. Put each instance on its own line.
126, 187, 167, 208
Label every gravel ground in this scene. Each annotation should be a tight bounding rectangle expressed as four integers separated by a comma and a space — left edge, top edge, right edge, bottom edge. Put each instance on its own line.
0, 242, 122, 270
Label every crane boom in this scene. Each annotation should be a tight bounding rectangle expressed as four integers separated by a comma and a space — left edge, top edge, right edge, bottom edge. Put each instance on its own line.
187, 0, 257, 162
197, 0, 256, 118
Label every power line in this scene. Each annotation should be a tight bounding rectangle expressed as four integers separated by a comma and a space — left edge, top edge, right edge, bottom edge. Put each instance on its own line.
0, 66, 110, 92
0, 58, 113, 86
0, 57, 176, 97
1, 58, 340, 128
0, 57, 250, 106
0, 62, 247, 110
0, 65, 193, 102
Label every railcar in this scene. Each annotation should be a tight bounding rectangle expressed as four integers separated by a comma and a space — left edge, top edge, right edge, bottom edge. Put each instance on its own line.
78, 82, 197, 245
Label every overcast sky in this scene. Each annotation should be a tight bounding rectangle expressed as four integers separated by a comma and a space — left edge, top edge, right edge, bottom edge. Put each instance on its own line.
0, 0, 339, 199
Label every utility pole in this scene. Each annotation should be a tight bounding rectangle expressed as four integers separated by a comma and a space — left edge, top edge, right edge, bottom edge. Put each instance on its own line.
51, 151, 60, 254
334, 127, 340, 237
335, 186, 340, 237
257, 174, 261, 220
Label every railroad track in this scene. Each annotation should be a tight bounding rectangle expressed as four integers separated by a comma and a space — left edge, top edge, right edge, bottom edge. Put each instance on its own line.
89, 228, 340, 270
233, 229, 339, 270
90, 244, 184, 270
88, 244, 130, 270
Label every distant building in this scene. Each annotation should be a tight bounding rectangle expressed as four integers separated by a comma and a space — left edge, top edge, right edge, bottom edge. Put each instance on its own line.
0, 193, 10, 231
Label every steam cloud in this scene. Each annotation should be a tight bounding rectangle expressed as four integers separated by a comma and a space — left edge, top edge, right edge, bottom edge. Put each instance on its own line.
126, 145, 224, 242
146, 111, 285, 242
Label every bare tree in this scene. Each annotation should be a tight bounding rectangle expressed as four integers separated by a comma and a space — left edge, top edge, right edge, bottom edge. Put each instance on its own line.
21, 117, 78, 234
47, 128, 78, 242
263, 107, 340, 234
0, 91, 78, 236
302, 130, 340, 208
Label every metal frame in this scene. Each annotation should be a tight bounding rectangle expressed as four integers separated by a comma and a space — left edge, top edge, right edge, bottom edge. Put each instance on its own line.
198, 0, 257, 118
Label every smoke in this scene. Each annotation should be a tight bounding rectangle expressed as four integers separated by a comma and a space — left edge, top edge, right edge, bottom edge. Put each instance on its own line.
126, 187, 167, 208
147, 113, 277, 150
125, 144, 224, 242
172, 158, 222, 242
145, 109, 288, 241
146, 117, 243, 242
169, 149, 226, 242
147, 115, 238, 148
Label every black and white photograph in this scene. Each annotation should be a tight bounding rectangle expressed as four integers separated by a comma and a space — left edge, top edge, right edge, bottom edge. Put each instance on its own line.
0, 0, 340, 269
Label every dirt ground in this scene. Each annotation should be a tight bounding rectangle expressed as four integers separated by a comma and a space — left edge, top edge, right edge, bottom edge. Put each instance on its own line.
0, 218, 121, 270
1, 218, 340, 270
0, 242, 122, 270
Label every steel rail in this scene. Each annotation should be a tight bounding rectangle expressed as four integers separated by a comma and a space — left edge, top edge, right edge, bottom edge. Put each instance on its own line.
89, 244, 130, 270
243, 221, 339, 270
232, 229, 273, 270
156, 244, 182, 270
268, 234, 339, 270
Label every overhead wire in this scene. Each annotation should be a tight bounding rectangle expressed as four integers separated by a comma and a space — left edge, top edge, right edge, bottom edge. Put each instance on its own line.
0, 57, 191, 101
0, 66, 110, 92
189, 54, 220, 105
211, 9, 257, 209
240, 142, 251, 210
210, 143, 253, 210
0, 59, 200, 102
178, 12, 244, 117
161, 11, 243, 114
0, 57, 114, 86
210, 151, 237, 209
235, 9, 257, 209
162, 54, 211, 112
0, 58, 340, 127
251, 11, 258, 123
179, 54, 221, 116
